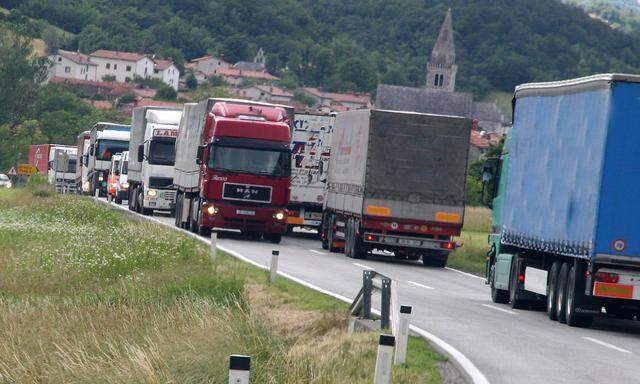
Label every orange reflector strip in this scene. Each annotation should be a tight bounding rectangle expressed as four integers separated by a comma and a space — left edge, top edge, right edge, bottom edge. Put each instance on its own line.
435, 212, 461, 223
594, 282, 634, 299
366, 205, 391, 217
286, 216, 305, 225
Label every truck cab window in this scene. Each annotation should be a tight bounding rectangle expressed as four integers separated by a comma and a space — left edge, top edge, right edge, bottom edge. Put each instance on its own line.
121, 161, 128, 175
207, 145, 291, 177
148, 139, 176, 166
96, 140, 129, 161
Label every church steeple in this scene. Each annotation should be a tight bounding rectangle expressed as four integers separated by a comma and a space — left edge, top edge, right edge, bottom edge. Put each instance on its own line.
426, 8, 458, 92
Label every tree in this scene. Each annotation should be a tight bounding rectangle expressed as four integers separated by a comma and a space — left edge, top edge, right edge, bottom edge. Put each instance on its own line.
338, 57, 378, 92
185, 72, 198, 89
222, 34, 251, 63
156, 85, 177, 100
43, 26, 60, 55
293, 89, 316, 107
102, 75, 116, 82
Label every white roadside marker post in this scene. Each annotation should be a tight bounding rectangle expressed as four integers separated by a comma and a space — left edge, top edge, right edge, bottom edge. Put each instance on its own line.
374, 334, 395, 384
229, 354, 251, 384
394, 305, 412, 365
94, 187, 99, 200
210, 232, 218, 263
269, 250, 279, 284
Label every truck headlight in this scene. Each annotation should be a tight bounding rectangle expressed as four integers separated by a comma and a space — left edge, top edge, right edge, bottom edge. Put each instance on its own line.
121, 182, 129, 189
147, 189, 157, 197
5, 182, 11, 189
273, 211, 286, 221
98, 175, 104, 182
206, 204, 219, 216
83, 181, 90, 192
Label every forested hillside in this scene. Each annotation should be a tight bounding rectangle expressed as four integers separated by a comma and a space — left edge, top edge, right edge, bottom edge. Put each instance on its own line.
2, 0, 640, 96
564, 0, 640, 32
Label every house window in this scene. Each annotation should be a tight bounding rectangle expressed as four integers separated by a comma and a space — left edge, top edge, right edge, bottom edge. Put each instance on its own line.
154, 69, 159, 74
434, 74, 439, 86
114, 64, 117, 70
64, 66, 71, 73
58, 57, 62, 62
126, 65, 132, 72
439, 74, 444, 87
106, 63, 110, 69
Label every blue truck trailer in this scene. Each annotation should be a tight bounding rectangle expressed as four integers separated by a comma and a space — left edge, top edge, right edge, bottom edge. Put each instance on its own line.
483, 74, 640, 327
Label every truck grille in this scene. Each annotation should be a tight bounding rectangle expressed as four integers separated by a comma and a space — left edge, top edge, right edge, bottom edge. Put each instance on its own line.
163, 190, 177, 203
149, 177, 173, 189
223, 183, 272, 203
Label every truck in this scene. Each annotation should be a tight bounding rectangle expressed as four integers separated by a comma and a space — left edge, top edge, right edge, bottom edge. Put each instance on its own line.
28, 144, 76, 183
322, 109, 472, 267
127, 107, 182, 215
483, 74, 640, 327
107, 153, 123, 203
75, 131, 91, 194
87, 123, 130, 197
287, 112, 335, 233
174, 98, 292, 243
50, 147, 78, 193
114, 151, 130, 204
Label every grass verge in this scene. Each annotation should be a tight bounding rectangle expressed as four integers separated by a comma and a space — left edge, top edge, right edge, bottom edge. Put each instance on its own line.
0, 186, 444, 383
449, 206, 491, 275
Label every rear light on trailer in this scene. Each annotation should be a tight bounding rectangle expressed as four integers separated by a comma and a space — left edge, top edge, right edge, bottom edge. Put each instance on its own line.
365, 234, 375, 241
518, 274, 525, 283
595, 271, 620, 284
441, 241, 455, 250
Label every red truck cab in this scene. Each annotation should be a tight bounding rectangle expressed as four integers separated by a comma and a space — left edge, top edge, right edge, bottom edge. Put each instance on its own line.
175, 100, 292, 243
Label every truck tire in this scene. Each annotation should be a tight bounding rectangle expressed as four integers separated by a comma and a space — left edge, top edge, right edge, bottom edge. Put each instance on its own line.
422, 251, 448, 268
128, 188, 135, 211
546, 261, 562, 320
556, 262, 571, 323
174, 193, 182, 227
198, 224, 212, 237
509, 256, 526, 309
140, 190, 153, 216
490, 263, 509, 303
566, 264, 594, 328
189, 198, 199, 233
327, 214, 339, 252
115, 197, 122, 205
265, 233, 282, 244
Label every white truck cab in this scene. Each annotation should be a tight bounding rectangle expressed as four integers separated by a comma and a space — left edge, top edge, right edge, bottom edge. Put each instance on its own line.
87, 123, 131, 197
50, 147, 78, 193
128, 107, 182, 215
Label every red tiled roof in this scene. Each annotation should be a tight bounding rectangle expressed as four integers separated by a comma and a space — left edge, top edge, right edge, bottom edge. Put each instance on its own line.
191, 55, 227, 63
154, 59, 175, 70
216, 67, 279, 81
132, 88, 157, 98
301, 87, 370, 105
58, 50, 96, 66
470, 130, 490, 149
90, 49, 147, 62
81, 99, 113, 110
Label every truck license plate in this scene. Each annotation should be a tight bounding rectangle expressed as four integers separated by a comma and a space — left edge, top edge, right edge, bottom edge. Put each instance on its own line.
236, 210, 255, 216
305, 212, 323, 220
398, 239, 421, 246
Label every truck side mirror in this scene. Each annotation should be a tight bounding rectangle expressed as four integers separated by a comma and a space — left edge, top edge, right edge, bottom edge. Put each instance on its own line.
89, 144, 94, 156
481, 158, 500, 208
196, 145, 205, 165
137, 144, 144, 163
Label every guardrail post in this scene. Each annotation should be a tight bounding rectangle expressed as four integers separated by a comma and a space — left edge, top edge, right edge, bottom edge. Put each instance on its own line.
374, 335, 395, 384
229, 354, 250, 384
381, 278, 391, 330
363, 270, 374, 319
394, 305, 412, 365
210, 232, 218, 263
269, 250, 279, 284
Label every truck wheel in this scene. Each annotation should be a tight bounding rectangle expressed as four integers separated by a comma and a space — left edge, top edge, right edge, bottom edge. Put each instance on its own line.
198, 224, 212, 237
174, 194, 182, 227
352, 232, 366, 259
546, 261, 561, 320
265, 233, 282, 244
189, 198, 199, 233
566, 264, 594, 328
509, 256, 526, 309
285, 225, 294, 236
490, 264, 509, 303
327, 215, 339, 252
115, 197, 122, 204
556, 262, 571, 323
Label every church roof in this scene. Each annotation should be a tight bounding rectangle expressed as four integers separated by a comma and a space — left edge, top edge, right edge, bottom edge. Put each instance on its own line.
430, 8, 455, 66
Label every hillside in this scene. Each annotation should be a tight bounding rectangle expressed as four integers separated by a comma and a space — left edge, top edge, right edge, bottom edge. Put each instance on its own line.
2, 0, 640, 97
564, 0, 640, 32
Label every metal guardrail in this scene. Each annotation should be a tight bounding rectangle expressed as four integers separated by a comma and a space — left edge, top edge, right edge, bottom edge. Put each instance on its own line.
349, 270, 395, 330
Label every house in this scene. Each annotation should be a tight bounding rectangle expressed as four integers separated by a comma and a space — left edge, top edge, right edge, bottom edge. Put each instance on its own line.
47, 50, 97, 81
187, 55, 230, 75
49, 76, 134, 99
152, 59, 180, 90
233, 48, 266, 72
214, 67, 279, 87
90, 50, 155, 84
300, 87, 371, 110
237, 85, 293, 102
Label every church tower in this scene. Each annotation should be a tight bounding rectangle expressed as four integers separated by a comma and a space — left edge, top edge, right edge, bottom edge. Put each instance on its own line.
426, 8, 457, 92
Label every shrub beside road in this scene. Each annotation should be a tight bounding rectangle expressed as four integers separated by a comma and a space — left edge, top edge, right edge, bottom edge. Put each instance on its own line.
0, 185, 444, 383
448, 206, 492, 275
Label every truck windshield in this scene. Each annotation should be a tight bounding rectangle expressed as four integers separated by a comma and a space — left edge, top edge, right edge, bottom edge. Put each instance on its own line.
149, 139, 176, 166
207, 145, 291, 177
68, 159, 77, 173
121, 161, 128, 175
96, 140, 129, 161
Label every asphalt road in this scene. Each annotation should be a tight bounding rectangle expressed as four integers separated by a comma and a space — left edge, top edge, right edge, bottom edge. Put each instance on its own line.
107, 200, 640, 384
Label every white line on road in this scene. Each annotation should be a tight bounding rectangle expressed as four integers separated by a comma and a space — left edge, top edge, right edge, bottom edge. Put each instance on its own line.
309, 249, 328, 255
408, 280, 435, 290
482, 304, 518, 315
582, 337, 631, 354
99, 198, 490, 384
446, 267, 485, 280
353, 262, 374, 270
